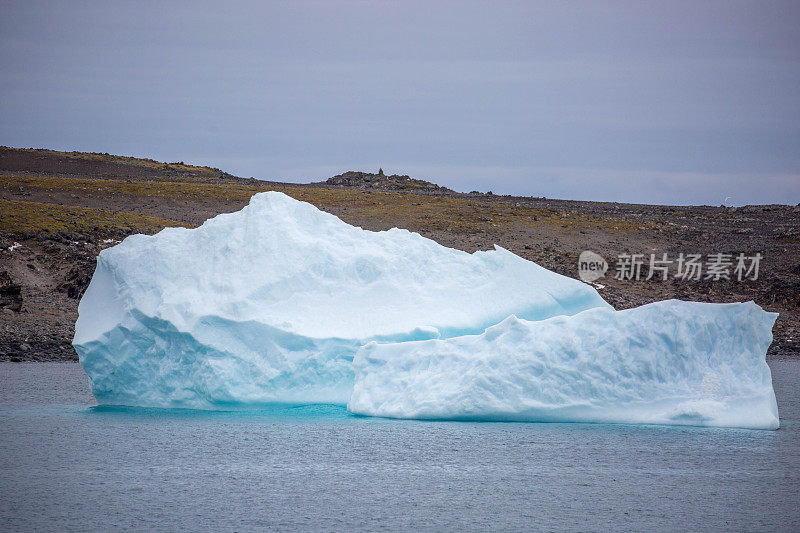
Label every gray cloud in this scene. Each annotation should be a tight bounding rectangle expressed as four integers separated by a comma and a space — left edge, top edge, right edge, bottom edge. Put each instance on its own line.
1, 0, 798, 205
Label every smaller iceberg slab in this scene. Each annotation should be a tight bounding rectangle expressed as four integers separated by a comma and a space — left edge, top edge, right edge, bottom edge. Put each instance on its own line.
349, 301, 779, 430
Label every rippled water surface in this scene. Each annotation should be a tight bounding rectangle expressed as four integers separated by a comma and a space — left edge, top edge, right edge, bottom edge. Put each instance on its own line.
1, 361, 799, 531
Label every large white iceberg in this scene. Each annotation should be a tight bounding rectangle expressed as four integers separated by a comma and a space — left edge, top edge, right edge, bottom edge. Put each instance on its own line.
74, 191, 780, 430
74, 191, 608, 408
349, 300, 779, 429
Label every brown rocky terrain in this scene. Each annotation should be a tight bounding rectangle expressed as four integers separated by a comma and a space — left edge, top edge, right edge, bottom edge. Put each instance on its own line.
1, 146, 798, 361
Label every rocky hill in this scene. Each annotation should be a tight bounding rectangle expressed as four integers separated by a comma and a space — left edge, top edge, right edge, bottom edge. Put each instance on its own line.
0, 146, 242, 182
1, 147, 798, 360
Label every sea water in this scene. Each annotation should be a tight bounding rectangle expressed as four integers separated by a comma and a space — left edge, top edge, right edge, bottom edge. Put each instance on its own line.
1, 361, 799, 531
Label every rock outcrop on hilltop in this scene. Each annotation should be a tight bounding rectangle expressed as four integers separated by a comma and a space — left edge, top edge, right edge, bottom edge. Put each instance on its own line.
326, 170, 452, 192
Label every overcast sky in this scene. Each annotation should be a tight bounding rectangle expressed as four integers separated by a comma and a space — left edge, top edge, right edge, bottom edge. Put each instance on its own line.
1, 1, 798, 205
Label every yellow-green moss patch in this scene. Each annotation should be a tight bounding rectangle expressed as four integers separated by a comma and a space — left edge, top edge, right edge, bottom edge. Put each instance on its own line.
0, 199, 192, 236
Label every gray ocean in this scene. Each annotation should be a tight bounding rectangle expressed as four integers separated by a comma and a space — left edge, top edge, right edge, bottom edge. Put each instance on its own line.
1, 361, 799, 532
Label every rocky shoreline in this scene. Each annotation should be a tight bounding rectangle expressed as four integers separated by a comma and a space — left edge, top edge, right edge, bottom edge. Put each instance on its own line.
1, 147, 798, 361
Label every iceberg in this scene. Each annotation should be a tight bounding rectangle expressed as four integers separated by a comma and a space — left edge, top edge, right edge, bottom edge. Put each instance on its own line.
74, 191, 780, 430
349, 300, 780, 429
74, 191, 609, 408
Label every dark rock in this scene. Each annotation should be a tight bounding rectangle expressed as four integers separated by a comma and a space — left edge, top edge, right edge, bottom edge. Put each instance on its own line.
57, 260, 95, 299
325, 171, 452, 193
0, 271, 22, 311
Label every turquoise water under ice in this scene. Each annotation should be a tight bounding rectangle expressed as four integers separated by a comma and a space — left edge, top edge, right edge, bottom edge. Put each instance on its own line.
1, 361, 799, 531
